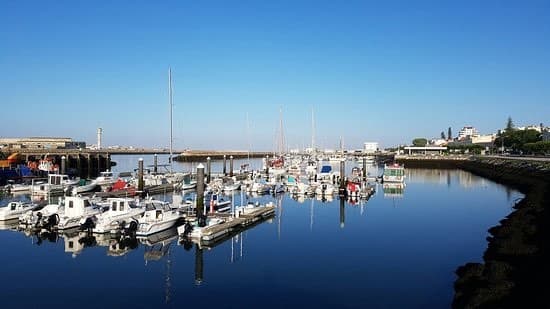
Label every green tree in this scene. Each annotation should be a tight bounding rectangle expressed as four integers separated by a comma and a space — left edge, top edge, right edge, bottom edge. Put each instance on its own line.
505, 116, 515, 132
412, 138, 428, 147
441, 131, 446, 139
448, 127, 452, 140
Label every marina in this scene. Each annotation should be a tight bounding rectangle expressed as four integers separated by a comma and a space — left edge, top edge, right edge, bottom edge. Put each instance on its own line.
0, 154, 524, 307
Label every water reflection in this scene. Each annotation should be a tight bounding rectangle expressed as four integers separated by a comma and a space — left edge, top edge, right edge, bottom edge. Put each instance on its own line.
383, 183, 405, 198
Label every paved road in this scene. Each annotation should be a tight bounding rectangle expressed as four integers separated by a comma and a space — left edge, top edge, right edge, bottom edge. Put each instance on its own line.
482, 155, 550, 162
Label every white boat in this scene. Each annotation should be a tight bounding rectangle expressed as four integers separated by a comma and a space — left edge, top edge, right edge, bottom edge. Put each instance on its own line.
0, 201, 39, 221
177, 217, 226, 239
93, 171, 116, 188
57, 196, 103, 230
382, 163, 405, 183
89, 198, 145, 234
135, 200, 184, 236
71, 180, 99, 195
21, 203, 59, 229
31, 174, 79, 196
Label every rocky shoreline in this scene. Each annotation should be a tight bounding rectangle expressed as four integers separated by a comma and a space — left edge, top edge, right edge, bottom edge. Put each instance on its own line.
397, 157, 549, 308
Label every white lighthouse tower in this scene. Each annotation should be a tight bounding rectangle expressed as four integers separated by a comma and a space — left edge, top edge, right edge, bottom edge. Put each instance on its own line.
97, 128, 103, 150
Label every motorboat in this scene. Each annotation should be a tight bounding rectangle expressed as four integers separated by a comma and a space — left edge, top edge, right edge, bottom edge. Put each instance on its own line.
0, 201, 39, 221
57, 196, 103, 230
135, 200, 184, 236
87, 198, 145, 234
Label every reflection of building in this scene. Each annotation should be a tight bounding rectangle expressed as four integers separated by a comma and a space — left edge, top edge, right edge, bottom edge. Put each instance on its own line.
383, 183, 405, 198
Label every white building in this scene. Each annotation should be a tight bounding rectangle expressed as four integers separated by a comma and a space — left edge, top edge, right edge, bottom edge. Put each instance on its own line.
471, 134, 496, 144
363, 142, 379, 154
458, 126, 480, 140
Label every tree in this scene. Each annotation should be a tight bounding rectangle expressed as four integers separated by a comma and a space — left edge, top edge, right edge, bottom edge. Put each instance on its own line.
506, 116, 515, 132
441, 131, 446, 139
412, 138, 428, 147
448, 127, 452, 140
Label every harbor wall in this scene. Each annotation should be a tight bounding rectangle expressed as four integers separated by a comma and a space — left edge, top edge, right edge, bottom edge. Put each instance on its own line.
398, 156, 549, 308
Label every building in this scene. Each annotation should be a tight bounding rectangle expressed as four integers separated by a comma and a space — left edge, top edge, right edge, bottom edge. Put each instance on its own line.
543, 130, 550, 142
363, 142, 379, 154
458, 126, 480, 140
0, 137, 86, 150
471, 134, 496, 145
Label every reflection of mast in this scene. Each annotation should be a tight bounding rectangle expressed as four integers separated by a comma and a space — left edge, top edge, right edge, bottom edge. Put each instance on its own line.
194, 244, 203, 285
165, 246, 172, 304
339, 197, 345, 228
310, 197, 314, 231
277, 194, 283, 239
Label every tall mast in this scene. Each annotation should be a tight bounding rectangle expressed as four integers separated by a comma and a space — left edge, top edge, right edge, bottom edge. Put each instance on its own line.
169, 67, 173, 173
246, 112, 250, 164
278, 107, 285, 156
311, 107, 315, 151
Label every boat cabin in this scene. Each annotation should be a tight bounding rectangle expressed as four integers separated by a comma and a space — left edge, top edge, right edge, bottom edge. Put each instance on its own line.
63, 196, 94, 218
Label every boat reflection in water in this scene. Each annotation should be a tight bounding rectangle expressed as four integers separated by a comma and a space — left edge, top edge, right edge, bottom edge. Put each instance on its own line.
61, 229, 139, 258
383, 182, 405, 198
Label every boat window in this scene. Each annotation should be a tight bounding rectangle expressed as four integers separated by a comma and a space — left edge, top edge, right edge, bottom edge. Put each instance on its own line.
84, 200, 91, 207
11, 203, 16, 211
120, 203, 124, 211
68, 241, 73, 249
112, 204, 117, 211
69, 201, 73, 208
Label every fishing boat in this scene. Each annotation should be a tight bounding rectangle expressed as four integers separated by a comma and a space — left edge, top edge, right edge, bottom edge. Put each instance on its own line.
382, 163, 405, 183
85, 198, 144, 234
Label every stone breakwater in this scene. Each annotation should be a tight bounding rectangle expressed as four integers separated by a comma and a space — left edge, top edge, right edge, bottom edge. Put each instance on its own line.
398, 156, 549, 308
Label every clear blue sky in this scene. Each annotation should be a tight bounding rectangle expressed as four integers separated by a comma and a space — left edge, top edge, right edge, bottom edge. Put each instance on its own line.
2, 0, 549, 151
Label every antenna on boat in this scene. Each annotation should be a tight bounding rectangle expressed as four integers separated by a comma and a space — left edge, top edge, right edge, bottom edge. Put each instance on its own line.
168, 67, 174, 173
278, 107, 285, 156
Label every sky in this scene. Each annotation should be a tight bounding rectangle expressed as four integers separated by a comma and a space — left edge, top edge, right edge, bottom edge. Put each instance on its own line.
1, 0, 549, 151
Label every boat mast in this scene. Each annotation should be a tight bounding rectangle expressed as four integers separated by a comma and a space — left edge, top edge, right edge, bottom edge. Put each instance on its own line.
169, 67, 173, 173
278, 107, 285, 156
311, 107, 315, 152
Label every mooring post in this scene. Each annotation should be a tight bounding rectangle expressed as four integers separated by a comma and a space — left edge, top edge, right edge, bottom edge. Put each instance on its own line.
229, 155, 234, 177
87, 154, 91, 179
97, 154, 102, 173
196, 163, 206, 227
339, 159, 346, 196
206, 157, 211, 184
138, 158, 144, 194
265, 155, 270, 180
223, 155, 227, 176
61, 156, 66, 175
153, 154, 158, 174
362, 157, 367, 180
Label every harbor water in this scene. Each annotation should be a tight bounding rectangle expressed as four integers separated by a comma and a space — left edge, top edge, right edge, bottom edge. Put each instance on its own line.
0, 155, 522, 308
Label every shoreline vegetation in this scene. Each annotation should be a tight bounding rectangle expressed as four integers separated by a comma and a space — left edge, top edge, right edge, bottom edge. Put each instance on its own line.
398, 157, 549, 308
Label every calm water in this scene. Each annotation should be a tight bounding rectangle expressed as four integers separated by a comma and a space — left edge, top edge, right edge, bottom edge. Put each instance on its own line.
0, 155, 522, 308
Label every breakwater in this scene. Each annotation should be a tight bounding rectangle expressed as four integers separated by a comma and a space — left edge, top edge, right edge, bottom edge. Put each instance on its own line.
172, 150, 272, 162
398, 156, 549, 308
